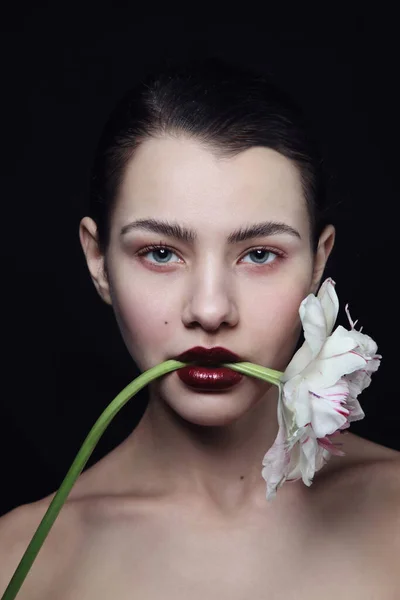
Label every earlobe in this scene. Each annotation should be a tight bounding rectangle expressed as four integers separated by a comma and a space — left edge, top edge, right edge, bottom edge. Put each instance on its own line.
311, 224, 336, 294
79, 217, 113, 305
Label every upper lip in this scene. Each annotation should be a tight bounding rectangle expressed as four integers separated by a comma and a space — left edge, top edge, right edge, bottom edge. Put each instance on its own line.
174, 346, 242, 365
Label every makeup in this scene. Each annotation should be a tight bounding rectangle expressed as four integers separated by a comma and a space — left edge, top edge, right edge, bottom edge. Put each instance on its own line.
177, 365, 243, 390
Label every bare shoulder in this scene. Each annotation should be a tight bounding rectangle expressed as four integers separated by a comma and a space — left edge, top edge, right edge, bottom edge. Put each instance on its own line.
317, 432, 400, 551
311, 435, 400, 581
314, 433, 400, 522
346, 457, 400, 563
320, 431, 400, 476
0, 497, 86, 599
344, 431, 399, 462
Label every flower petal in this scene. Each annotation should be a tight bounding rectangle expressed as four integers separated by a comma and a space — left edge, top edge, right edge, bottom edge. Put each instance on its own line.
299, 294, 328, 357
346, 330, 378, 357
315, 445, 333, 469
264, 277, 382, 500
318, 325, 359, 359
262, 392, 291, 500
344, 367, 374, 398
306, 351, 367, 388
262, 424, 289, 500
282, 340, 313, 382
299, 433, 318, 486
345, 394, 365, 422
309, 379, 350, 437
285, 443, 303, 481
317, 278, 339, 336
317, 435, 346, 456
283, 376, 312, 427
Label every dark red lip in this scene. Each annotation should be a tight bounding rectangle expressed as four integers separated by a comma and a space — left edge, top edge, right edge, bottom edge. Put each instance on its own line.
174, 346, 242, 365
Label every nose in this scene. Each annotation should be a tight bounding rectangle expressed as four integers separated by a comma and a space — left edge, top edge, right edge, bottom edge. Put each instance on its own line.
181, 262, 239, 332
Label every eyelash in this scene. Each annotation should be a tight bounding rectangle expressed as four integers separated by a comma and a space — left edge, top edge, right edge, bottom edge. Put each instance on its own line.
136, 242, 285, 269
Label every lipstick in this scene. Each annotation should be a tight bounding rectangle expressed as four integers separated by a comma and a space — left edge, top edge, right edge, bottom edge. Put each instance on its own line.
174, 346, 244, 391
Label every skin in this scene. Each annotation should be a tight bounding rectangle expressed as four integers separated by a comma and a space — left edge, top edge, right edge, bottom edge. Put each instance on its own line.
2, 134, 400, 599
78, 134, 336, 514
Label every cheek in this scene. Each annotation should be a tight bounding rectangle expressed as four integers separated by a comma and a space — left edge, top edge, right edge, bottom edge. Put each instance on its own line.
251, 293, 303, 337
249, 274, 308, 326
247, 286, 308, 368
109, 277, 178, 366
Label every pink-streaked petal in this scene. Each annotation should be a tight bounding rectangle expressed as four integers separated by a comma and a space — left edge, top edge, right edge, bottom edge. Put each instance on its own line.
367, 356, 382, 373
345, 370, 371, 398
285, 427, 316, 484
317, 435, 346, 456
346, 330, 378, 358
265, 278, 382, 500
262, 397, 291, 501
309, 379, 350, 437
317, 278, 339, 336
346, 397, 365, 422
262, 424, 290, 500
315, 445, 333, 471
344, 355, 381, 398
329, 428, 345, 437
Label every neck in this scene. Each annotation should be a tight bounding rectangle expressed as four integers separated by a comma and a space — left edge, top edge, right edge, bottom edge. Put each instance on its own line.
121, 383, 281, 515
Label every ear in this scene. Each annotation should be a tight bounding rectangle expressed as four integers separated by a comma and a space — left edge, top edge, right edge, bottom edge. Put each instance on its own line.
311, 224, 336, 295
79, 217, 113, 305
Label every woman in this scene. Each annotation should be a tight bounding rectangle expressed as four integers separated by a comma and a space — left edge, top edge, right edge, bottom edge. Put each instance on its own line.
1, 56, 400, 599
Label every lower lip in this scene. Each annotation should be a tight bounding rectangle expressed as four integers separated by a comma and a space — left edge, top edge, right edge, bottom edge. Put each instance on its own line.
177, 365, 243, 390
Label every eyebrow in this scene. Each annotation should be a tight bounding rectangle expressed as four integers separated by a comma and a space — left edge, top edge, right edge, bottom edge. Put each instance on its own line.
120, 218, 301, 243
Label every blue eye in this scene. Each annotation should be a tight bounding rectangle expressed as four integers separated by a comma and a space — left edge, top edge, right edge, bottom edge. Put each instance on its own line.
138, 245, 180, 265
138, 246, 179, 264
137, 244, 281, 266
241, 248, 278, 265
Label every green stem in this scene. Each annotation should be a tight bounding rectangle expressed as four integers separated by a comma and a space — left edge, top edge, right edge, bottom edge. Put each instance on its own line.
1, 360, 283, 600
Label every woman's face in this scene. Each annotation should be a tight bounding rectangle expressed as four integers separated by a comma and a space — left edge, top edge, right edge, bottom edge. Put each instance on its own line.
81, 135, 334, 425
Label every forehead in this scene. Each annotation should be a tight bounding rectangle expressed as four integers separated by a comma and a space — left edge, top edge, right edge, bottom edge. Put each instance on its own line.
115, 135, 308, 233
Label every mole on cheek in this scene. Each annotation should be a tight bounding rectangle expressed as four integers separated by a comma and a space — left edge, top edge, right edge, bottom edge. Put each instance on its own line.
164, 321, 168, 325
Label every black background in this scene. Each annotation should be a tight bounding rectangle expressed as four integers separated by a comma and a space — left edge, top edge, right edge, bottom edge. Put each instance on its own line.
1, 9, 399, 517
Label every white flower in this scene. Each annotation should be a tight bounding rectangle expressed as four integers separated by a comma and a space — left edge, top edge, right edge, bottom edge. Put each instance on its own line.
262, 278, 382, 501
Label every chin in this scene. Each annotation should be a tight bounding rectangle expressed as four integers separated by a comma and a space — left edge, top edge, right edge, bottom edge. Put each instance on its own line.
161, 380, 260, 426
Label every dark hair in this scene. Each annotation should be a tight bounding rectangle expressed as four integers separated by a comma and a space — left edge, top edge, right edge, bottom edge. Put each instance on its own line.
89, 56, 331, 262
